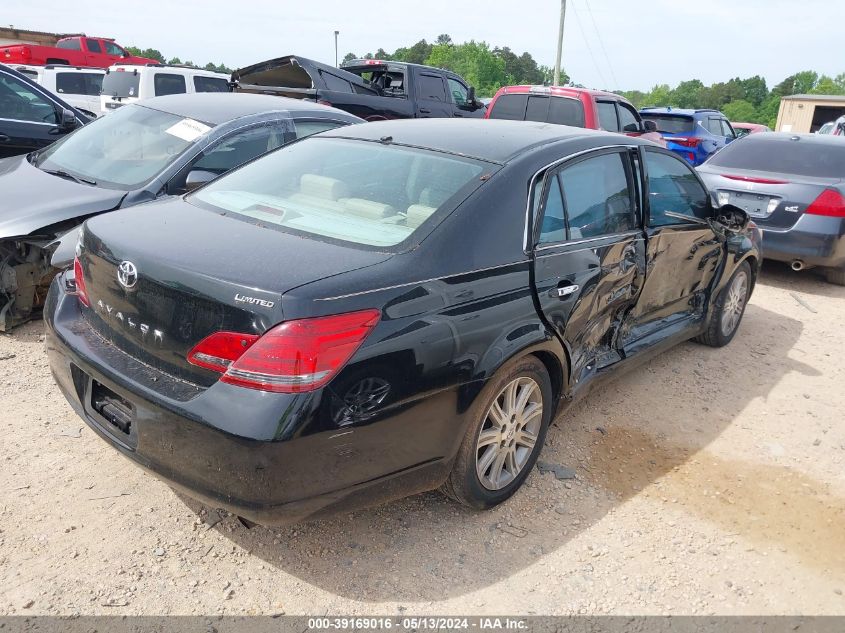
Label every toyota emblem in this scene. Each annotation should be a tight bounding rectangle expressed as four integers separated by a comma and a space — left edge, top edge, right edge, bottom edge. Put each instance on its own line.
117, 261, 138, 289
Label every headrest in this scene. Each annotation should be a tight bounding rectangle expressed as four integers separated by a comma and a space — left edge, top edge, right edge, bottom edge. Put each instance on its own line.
300, 174, 349, 200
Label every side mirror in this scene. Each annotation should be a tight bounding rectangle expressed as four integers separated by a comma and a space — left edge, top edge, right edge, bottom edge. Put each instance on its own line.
713, 203, 749, 231
184, 169, 218, 192
642, 119, 657, 132
466, 86, 482, 110
623, 122, 640, 133
59, 108, 79, 131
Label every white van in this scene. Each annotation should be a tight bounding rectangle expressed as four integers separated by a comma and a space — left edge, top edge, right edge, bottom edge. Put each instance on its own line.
13, 64, 105, 118
100, 64, 230, 113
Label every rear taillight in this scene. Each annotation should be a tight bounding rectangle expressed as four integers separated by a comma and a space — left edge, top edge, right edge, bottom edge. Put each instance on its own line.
72, 256, 90, 307
806, 189, 845, 218
721, 174, 789, 185
665, 136, 701, 148
187, 309, 381, 393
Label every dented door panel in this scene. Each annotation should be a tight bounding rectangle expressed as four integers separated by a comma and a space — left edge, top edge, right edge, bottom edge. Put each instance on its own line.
533, 232, 645, 389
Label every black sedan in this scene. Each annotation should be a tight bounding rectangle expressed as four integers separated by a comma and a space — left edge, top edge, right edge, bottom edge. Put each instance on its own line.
697, 132, 845, 285
45, 119, 759, 525
0, 62, 90, 158
0, 92, 362, 330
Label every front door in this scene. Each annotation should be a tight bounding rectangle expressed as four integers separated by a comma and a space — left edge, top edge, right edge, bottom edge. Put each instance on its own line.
532, 148, 646, 388
415, 72, 451, 118
623, 147, 723, 349
0, 70, 66, 158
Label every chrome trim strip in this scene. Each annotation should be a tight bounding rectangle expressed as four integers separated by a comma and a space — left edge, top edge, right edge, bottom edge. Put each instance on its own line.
315, 260, 528, 301
523, 143, 639, 253
0, 117, 57, 126
534, 230, 642, 252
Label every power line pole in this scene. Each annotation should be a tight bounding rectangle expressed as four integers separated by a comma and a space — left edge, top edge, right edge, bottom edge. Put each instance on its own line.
553, 0, 567, 86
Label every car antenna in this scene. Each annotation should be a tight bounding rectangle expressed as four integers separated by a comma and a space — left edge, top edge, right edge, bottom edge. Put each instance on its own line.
379, 135, 393, 144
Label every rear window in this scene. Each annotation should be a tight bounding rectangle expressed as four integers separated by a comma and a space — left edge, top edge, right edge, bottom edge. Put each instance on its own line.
489, 93, 585, 127
706, 136, 845, 179
56, 72, 102, 96
190, 137, 492, 249
320, 70, 352, 93
56, 39, 81, 51
640, 114, 694, 134
102, 70, 140, 98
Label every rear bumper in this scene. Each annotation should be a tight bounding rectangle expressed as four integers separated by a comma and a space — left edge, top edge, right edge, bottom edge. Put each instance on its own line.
44, 276, 463, 525
758, 214, 845, 269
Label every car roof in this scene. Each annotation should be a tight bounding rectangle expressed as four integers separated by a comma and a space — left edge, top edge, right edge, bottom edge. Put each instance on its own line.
640, 107, 721, 116
493, 84, 621, 100
136, 92, 362, 125
318, 118, 637, 163
107, 64, 227, 77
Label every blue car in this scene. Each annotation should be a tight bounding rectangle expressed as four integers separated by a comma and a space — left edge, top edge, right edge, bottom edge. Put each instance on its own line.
639, 107, 737, 166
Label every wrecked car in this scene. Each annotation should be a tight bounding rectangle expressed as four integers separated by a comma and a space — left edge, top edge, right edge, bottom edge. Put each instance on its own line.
46, 120, 759, 526
232, 55, 486, 121
0, 92, 361, 330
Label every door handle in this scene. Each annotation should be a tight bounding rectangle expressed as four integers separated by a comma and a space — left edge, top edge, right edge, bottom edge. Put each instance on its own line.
419, 108, 431, 114
0, 134, 9, 143
556, 283, 579, 298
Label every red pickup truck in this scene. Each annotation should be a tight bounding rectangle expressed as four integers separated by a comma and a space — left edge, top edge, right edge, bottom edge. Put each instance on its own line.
0, 36, 157, 69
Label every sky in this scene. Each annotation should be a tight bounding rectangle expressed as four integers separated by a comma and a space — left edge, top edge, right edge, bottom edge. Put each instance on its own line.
5, 0, 843, 91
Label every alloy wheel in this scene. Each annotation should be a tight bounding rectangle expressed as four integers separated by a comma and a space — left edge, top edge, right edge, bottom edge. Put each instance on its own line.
475, 377, 543, 491
720, 270, 749, 336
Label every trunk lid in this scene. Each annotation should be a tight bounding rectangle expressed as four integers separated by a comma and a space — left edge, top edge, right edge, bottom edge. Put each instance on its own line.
231, 55, 376, 99
698, 166, 842, 229
77, 197, 391, 386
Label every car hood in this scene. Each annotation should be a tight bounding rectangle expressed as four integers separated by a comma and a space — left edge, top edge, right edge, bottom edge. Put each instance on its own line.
0, 154, 126, 238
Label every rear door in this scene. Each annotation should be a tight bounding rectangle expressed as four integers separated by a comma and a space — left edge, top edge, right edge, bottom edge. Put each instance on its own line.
623, 147, 723, 348
83, 38, 110, 68
414, 70, 451, 118
532, 147, 646, 386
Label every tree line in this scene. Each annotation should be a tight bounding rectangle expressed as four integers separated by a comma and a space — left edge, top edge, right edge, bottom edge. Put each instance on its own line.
124, 46, 232, 74
619, 71, 845, 128
342, 34, 566, 97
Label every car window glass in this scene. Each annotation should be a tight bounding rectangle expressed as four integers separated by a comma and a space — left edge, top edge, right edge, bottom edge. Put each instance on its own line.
55, 72, 87, 95
488, 94, 528, 120
538, 174, 566, 244
193, 76, 229, 93
525, 96, 551, 122
321, 71, 352, 93
705, 118, 723, 135
86, 74, 104, 96
548, 97, 586, 127
596, 101, 619, 132
559, 152, 634, 239
644, 149, 709, 226
418, 74, 446, 102
192, 125, 286, 176
617, 103, 640, 132
104, 41, 124, 56
447, 78, 468, 106
294, 120, 343, 139
0, 72, 58, 124
720, 119, 735, 138
154, 73, 187, 96
86, 39, 102, 53
57, 39, 82, 51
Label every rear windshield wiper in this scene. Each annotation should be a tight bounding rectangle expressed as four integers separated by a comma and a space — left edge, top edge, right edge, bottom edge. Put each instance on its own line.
41, 168, 97, 186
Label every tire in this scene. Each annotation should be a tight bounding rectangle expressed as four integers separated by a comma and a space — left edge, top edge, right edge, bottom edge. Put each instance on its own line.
442, 355, 553, 509
695, 261, 752, 348
824, 267, 845, 286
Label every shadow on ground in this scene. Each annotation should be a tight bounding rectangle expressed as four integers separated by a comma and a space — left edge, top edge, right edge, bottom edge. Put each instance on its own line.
757, 260, 845, 299
172, 293, 845, 602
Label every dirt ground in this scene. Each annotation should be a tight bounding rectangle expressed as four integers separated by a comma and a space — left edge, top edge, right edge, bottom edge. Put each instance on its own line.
0, 261, 843, 616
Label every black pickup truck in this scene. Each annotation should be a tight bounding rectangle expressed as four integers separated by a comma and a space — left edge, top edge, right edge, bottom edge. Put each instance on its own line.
231, 56, 486, 121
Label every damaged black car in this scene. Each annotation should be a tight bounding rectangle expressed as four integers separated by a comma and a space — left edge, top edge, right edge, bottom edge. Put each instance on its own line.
45, 120, 760, 525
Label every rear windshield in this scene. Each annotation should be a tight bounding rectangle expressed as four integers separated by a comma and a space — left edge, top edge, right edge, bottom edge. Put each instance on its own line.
190, 137, 492, 249
640, 114, 694, 134
706, 135, 845, 179
56, 72, 103, 96
489, 94, 585, 127
102, 70, 140, 98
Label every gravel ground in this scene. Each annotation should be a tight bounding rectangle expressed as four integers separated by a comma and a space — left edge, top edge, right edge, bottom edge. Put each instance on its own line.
1, 261, 843, 616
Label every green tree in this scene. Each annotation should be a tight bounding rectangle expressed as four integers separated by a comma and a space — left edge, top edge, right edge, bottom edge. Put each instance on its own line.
342, 52, 357, 64
811, 75, 845, 95
426, 40, 505, 96
125, 46, 165, 63
722, 99, 757, 122
740, 75, 768, 106
435, 34, 452, 45
393, 39, 433, 65
168, 56, 182, 65
671, 79, 705, 108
